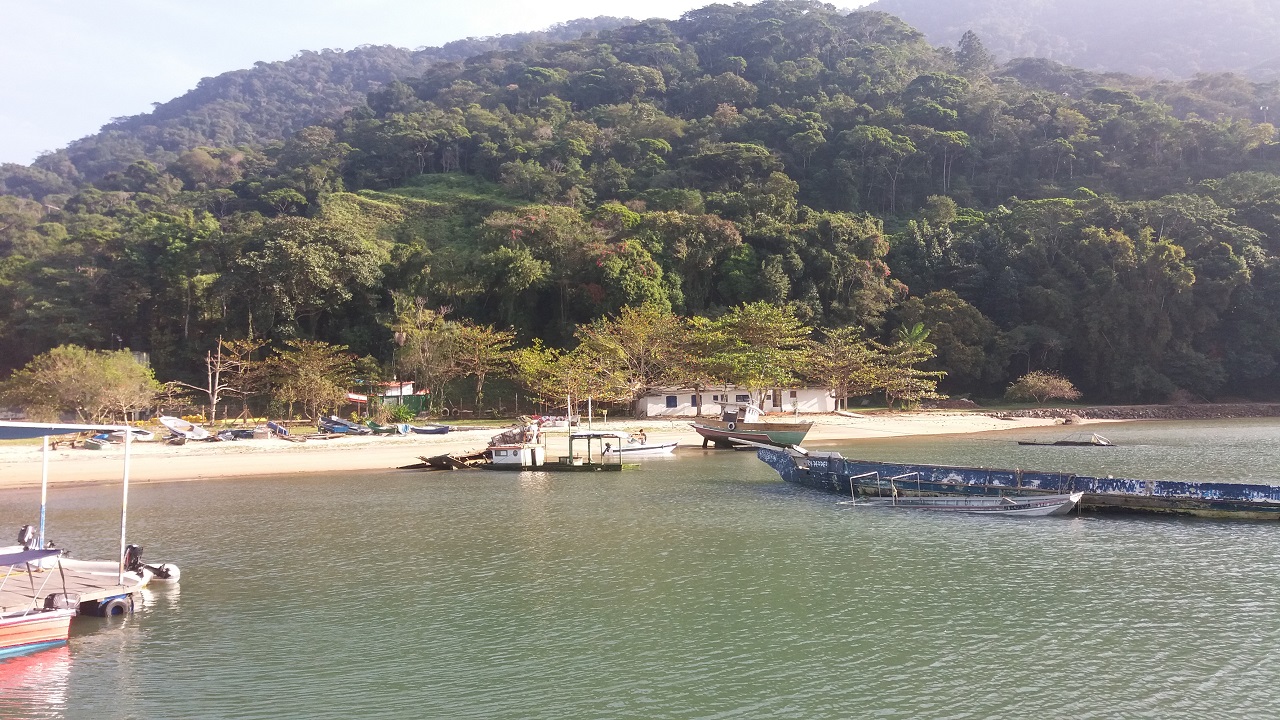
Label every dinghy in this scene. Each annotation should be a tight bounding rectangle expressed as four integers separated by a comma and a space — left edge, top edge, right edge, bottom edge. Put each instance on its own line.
157, 416, 210, 441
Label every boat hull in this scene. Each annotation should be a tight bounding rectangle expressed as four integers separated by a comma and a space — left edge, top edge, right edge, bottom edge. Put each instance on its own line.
858, 493, 1082, 516
691, 420, 811, 448
604, 442, 677, 456
0, 610, 75, 658
157, 416, 210, 441
408, 425, 451, 435
757, 448, 1280, 520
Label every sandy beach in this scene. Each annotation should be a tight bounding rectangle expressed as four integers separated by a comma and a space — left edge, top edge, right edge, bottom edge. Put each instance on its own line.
0, 412, 1083, 489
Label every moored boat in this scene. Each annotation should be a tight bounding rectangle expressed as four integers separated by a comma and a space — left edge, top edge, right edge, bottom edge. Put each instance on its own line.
602, 432, 677, 456
854, 492, 1083, 516
691, 404, 811, 448
1018, 433, 1113, 447
0, 548, 76, 658
756, 446, 1280, 520
549, 431, 639, 470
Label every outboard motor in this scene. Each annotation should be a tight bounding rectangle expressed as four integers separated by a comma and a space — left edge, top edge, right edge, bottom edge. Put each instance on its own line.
17, 525, 36, 550
123, 544, 144, 573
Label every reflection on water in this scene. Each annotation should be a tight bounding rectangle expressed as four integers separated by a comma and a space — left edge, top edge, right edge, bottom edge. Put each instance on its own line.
0, 644, 70, 718
0, 419, 1277, 719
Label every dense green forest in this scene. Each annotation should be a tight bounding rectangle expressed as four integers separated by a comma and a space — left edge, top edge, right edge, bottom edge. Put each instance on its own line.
869, 0, 1280, 81
4, 0, 1280, 407
0, 17, 630, 185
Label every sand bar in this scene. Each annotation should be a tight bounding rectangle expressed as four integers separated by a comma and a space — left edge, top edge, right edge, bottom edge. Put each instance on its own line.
0, 412, 1078, 489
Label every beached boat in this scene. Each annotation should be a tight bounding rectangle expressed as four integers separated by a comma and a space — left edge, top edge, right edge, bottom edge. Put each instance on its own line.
691, 404, 812, 448
82, 435, 113, 450
855, 492, 1083, 516
318, 416, 371, 435
157, 415, 210, 441
403, 424, 451, 435
109, 427, 156, 442
365, 420, 400, 435
1018, 433, 1113, 447
755, 445, 1280, 520
0, 548, 77, 658
602, 433, 677, 456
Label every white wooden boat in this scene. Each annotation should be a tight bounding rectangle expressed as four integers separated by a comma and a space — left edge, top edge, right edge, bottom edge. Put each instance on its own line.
855, 492, 1084, 517
157, 415, 209, 440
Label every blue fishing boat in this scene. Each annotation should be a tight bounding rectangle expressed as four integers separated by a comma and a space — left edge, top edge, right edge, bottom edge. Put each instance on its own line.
318, 416, 370, 435
756, 446, 1280, 520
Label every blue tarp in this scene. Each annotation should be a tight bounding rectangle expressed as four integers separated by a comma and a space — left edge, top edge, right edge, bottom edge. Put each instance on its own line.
0, 421, 125, 440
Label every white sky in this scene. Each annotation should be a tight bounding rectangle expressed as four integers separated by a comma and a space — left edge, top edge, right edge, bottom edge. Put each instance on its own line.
2, 0, 862, 166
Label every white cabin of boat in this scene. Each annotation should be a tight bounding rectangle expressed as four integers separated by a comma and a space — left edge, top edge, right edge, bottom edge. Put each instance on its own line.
720, 404, 764, 423
490, 444, 547, 468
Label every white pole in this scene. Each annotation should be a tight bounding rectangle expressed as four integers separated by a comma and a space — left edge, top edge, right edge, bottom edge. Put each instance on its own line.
118, 427, 132, 585
38, 436, 49, 549
587, 397, 593, 430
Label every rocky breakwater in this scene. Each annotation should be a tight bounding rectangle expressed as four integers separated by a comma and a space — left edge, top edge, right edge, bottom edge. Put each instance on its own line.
993, 403, 1280, 421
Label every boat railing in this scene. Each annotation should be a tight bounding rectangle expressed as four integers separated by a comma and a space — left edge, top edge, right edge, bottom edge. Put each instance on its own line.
847, 471, 879, 499
0, 557, 63, 616
887, 472, 921, 506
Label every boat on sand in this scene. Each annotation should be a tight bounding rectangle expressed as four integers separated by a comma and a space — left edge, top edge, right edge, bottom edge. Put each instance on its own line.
691, 404, 811, 448
157, 415, 210, 441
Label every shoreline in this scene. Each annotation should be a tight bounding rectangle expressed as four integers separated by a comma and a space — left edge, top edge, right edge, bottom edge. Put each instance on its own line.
0, 411, 1107, 491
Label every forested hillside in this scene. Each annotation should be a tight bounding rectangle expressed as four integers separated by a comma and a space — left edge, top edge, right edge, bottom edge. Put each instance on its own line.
3, 17, 628, 184
4, 0, 1280, 406
868, 0, 1280, 81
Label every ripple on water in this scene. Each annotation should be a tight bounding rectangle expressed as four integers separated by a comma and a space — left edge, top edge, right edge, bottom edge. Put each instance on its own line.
1, 435, 1279, 719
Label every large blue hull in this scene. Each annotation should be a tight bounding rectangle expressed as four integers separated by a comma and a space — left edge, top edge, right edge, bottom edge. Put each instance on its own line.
757, 448, 1280, 520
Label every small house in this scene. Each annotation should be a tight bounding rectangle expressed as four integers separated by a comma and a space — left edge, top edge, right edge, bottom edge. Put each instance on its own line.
636, 386, 836, 418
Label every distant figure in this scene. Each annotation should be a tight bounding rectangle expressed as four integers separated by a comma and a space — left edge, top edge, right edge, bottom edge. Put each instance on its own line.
635, 430, 647, 445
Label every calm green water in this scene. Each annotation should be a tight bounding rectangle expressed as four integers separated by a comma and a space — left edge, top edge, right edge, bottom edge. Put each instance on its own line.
1, 419, 1279, 719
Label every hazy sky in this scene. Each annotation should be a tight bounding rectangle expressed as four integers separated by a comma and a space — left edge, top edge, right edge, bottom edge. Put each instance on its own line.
2, 0, 877, 166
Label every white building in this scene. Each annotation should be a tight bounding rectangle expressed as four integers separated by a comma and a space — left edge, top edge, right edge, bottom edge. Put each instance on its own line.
636, 386, 837, 418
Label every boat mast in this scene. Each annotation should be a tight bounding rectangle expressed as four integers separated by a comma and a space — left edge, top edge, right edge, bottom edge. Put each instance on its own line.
38, 435, 49, 549
117, 426, 132, 584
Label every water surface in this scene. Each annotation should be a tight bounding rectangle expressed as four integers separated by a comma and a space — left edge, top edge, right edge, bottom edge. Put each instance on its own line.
0, 419, 1277, 719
